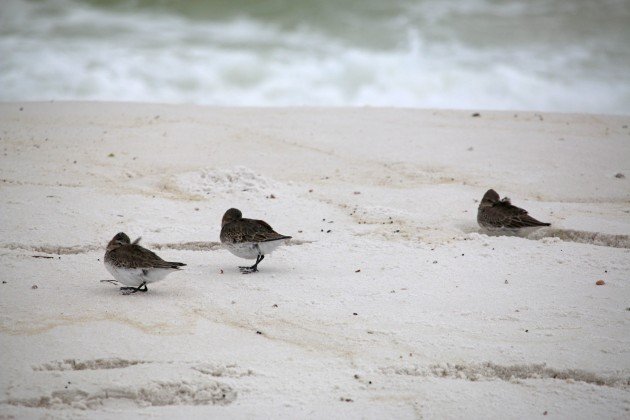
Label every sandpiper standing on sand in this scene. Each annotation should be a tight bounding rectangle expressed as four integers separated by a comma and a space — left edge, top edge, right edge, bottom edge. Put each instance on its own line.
477, 189, 550, 230
220, 208, 292, 273
104, 232, 186, 293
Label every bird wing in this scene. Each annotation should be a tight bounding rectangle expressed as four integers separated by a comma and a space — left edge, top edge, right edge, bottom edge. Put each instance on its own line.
111, 245, 185, 269
221, 219, 291, 243
488, 201, 549, 228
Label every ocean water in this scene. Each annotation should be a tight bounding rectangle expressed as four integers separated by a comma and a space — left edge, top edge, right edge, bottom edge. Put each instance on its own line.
1, 0, 629, 114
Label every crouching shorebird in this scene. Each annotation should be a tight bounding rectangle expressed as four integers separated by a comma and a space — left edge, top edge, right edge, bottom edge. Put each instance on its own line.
103, 232, 186, 294
220, 208, 292, 273
477, 189, 550, 231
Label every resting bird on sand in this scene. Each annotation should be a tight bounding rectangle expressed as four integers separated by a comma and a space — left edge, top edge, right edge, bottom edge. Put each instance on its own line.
104, 232, 185, 294
220, 208, 292, 273
477, 189, 550, 230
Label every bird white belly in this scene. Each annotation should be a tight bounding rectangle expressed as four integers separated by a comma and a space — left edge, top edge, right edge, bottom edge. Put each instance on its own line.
224, 240, 286, 260
257, 240, 285, 255
104, 262, 172, 286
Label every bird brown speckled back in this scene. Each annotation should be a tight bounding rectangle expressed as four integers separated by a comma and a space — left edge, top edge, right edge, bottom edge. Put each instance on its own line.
477, 189, 550, 230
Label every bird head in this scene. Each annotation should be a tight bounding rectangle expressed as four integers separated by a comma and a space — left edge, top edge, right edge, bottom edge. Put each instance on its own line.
479, 189, 500, 208
106, 232, 131, 252
222, 208, 243, 227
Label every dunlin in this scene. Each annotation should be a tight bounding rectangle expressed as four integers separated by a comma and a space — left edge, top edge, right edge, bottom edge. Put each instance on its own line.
104, 232, 185, 293
477, 189, 550, 230
220, 208, 292, 273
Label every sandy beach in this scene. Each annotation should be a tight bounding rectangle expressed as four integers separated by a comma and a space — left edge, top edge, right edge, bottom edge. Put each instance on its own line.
0, 102, 629, 419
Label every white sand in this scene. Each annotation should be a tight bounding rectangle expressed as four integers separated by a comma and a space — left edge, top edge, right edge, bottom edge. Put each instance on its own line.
1, 102, 629, 418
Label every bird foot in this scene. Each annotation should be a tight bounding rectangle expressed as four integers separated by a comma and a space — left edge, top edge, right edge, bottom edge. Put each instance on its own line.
239, 266, 258, 274
120, 283, 148, 294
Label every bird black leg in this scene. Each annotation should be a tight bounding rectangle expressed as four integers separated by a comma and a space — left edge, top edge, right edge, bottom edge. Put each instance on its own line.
100, 279, 119, 285
120, 282, 148, 294
239, 255, 264, 274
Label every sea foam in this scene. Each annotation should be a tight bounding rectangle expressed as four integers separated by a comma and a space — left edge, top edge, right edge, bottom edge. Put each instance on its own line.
1, 0, 629, 114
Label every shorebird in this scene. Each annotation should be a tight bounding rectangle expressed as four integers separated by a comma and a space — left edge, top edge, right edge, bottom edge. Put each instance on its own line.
220, 208, 292, 273
477, 189, 550, 230
103, 232, 186, 293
